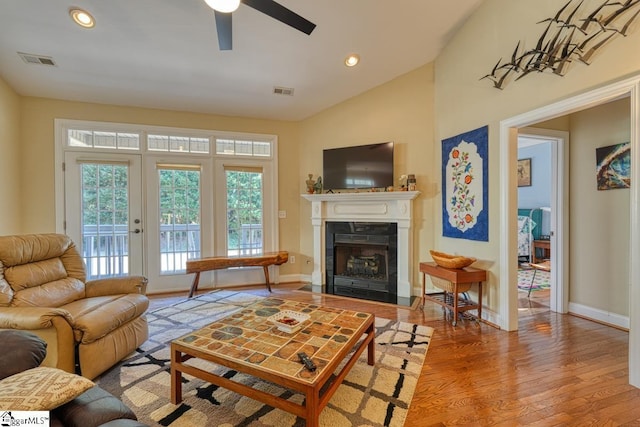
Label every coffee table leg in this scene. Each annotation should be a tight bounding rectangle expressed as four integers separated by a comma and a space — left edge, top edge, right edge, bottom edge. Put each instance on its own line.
171, 345, 182, 404
305, 389, 320, 427
367, 322, 375, 366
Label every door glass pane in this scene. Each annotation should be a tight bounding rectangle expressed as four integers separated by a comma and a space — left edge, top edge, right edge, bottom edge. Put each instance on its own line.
226, 169, 263, 256
159, 168, 201, 274
81, 163, 129, 279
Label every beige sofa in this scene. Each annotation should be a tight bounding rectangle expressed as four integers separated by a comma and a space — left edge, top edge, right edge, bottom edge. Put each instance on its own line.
0, 234, 149, 379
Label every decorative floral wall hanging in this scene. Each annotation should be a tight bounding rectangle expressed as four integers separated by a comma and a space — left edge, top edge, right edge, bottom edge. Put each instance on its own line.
442, 126, 489, 241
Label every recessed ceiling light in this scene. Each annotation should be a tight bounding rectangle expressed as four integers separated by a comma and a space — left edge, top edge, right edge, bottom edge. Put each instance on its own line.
344, 54, 360, 67
69, 7, 95, 28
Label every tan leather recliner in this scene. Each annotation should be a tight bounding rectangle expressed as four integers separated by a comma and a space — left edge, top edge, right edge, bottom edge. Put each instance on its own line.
0, 233, 149, 380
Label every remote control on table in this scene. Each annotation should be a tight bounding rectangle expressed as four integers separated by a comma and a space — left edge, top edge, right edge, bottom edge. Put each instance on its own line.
297, 352, 316, 372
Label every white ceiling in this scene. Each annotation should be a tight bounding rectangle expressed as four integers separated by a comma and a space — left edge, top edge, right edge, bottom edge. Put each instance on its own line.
0, 0, 483, 121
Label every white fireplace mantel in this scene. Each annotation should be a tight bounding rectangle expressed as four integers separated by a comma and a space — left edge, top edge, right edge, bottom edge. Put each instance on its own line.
302, 191, 420, 304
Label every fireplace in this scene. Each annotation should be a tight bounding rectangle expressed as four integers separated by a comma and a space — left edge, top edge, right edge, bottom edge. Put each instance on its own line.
326, 222, 397, 303
302, 191, 419, 306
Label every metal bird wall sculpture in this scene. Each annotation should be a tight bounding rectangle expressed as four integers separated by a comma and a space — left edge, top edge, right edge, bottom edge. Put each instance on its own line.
482, 0, 640, 89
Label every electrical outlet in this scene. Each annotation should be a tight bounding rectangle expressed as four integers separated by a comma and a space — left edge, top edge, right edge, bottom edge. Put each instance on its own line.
278, 210, 286, 219
290, 255, 295, 264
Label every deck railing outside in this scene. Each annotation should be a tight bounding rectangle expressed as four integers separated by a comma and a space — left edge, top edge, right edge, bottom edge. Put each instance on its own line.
82, 223, 263, 278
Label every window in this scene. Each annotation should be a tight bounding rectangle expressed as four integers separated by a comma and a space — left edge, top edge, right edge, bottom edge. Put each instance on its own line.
56, 119, 278, 292
158, 166, 202, 273
148, 134, 210, 154
80, 162, 130, 278
216, 138, 271, 157
68, 129, 140, 150
225, 166, 263, 256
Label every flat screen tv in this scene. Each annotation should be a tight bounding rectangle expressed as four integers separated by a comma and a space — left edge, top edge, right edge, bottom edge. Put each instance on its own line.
323, 142, 394, 190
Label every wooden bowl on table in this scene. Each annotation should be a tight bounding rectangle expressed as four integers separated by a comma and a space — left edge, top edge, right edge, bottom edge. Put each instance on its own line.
429, 250, 476, 269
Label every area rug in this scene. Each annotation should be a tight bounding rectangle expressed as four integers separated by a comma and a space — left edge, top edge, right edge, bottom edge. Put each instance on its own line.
96, 290, 434, 427
517, 267, 550, 292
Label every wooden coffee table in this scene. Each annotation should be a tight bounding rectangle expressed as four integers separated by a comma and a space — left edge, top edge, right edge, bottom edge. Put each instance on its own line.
170, 298, 375, 427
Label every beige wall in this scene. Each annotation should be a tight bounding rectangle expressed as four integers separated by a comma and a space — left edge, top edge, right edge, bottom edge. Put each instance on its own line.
17, 97, 302, 276
0, 77, 21, 235
569, 98, 630, 315
434, 0, 640, 317
298, 64, 436, 284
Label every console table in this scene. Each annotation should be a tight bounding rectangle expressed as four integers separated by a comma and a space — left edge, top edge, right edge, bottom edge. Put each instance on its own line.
419, 262, 487, 325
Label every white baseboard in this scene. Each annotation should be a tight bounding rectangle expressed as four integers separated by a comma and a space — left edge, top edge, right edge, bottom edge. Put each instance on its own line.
569, 302, 629, 329
276, 273, 308, 285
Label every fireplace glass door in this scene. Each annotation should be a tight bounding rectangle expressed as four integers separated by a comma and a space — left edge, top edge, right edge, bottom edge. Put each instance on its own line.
326, 222, 397, 303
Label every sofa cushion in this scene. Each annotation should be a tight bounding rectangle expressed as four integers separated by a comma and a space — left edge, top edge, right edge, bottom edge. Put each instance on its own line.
0, 329, 47, 380
0, 367, 94, 410
53, 385, 139, 427
5, 257, 68, 291
0, 234, 73, 268
64, 295, 149, 344
11, 277, 85, 308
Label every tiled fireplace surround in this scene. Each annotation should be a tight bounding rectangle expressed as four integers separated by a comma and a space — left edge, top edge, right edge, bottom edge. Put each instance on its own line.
302, 191, 419, 306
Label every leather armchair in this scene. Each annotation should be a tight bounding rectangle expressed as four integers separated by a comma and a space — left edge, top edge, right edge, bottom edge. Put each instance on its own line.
0, 234, 149, 379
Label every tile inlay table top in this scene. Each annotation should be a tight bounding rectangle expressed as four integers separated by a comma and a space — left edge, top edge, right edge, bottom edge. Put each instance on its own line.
170, 298, 375, 426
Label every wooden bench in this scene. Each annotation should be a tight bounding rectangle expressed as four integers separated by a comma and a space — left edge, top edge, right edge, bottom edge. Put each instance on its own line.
186, 251, 289, 297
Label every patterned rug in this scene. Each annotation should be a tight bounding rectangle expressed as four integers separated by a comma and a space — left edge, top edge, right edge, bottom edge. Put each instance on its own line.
517, 267, 551, 292
96, 290, 433, 427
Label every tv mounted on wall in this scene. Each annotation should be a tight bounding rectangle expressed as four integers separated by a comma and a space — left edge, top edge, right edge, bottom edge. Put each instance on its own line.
322, 142, 394, 191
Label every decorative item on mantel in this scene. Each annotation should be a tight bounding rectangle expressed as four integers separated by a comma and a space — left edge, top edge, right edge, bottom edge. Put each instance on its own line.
398, 174, 416, 191
305, 174, 316, 194
429, 249, 476, 269
314, 176, 323, 194
407, 174, 416, 191
399, 174, 407, 191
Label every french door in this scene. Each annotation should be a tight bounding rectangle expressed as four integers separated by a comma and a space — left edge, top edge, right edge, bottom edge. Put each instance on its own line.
144, 156, 212, 290
65, 153, 212, 290
64, 152, 144, 278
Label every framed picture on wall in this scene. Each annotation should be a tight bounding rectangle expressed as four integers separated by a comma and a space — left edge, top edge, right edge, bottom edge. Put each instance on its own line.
596, 142, 630, 190
517, 158, 532, 187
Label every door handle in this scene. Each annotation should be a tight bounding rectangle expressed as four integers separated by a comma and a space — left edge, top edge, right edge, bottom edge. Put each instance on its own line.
130, 229, 142, 234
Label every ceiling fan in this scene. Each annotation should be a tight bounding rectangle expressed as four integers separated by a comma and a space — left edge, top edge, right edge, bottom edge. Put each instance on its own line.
204, 0, 316, 50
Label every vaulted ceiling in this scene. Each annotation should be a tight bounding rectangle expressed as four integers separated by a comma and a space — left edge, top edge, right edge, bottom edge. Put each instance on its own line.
0, 1, 483, 121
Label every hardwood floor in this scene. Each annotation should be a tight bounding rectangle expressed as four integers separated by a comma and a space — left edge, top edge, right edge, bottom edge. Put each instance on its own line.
149, 284, 640, 426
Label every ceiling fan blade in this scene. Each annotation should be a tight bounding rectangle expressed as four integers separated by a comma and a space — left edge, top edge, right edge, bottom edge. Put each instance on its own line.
214, 11, 233, 50
242, 0, 316, 35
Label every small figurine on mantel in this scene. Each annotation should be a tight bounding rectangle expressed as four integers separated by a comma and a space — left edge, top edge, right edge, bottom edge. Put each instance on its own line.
314, 176, 323, 194
305, 174, 316, 194
407, 174, 416, 191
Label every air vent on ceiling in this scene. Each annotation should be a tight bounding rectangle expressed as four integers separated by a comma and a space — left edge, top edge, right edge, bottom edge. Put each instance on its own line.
18, 52, 57, 66
273, 86, 294, 96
